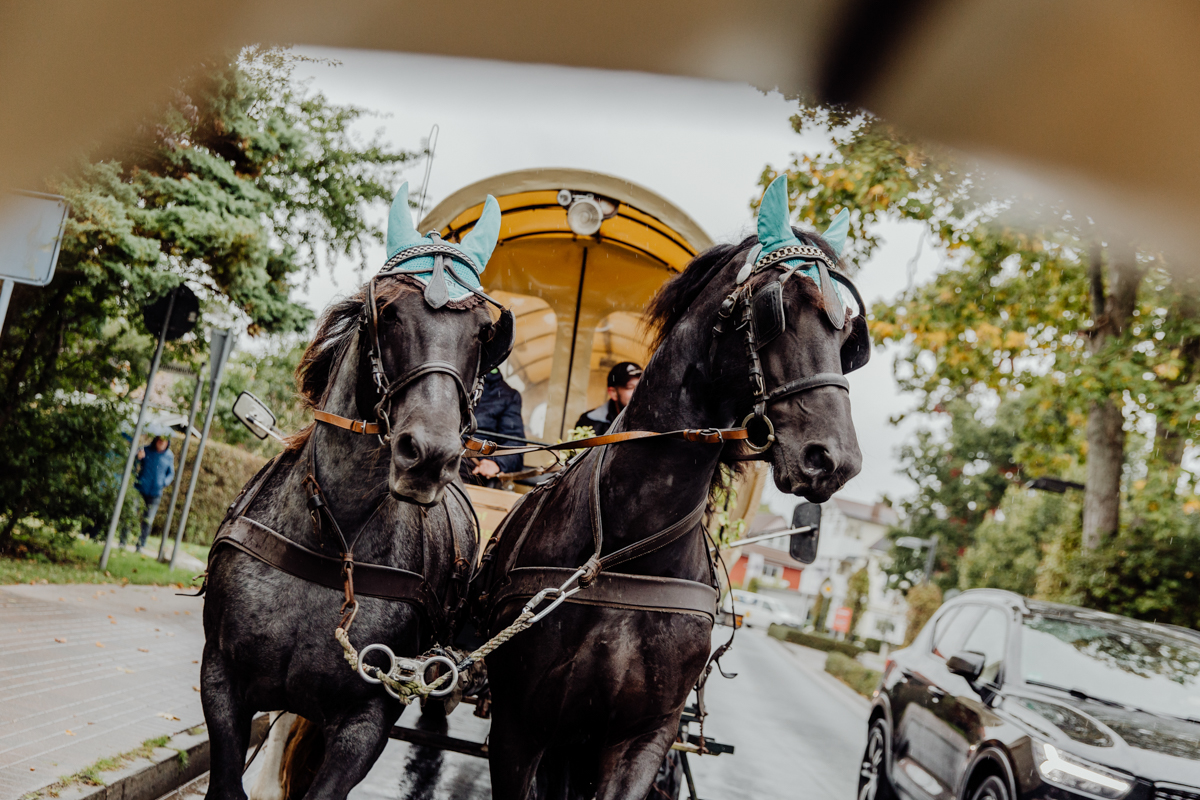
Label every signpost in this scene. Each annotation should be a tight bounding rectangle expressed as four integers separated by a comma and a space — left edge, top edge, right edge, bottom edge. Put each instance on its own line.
831, 606, 853, 635
0, 191, 68, 334
168, 328, 236, 570
99, 285, 199, 570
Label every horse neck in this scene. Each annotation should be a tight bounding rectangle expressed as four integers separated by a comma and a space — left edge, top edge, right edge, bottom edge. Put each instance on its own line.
595, 287, 734, 558
307, 332, 391, 538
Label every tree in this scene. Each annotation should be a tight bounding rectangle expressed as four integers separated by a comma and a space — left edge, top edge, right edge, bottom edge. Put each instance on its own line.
846, 567, 870, 637
902, 583, 942, 647
884, 399, 1020, 591
767, 106, 1196, 549
0, 48, 416, 548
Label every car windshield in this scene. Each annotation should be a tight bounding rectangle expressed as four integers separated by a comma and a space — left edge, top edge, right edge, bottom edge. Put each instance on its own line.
1021, 613, 1200, 722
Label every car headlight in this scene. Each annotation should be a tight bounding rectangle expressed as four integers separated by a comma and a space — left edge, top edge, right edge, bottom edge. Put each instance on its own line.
1033, 742, 1133, 799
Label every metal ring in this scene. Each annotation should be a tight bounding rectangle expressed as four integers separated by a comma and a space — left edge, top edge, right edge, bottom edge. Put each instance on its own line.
357, 643, 397, 685
422, 655, 459, 698
740, 413, 776, 453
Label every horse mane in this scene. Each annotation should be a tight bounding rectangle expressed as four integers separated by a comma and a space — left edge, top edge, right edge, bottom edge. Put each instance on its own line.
644, 228, 839, 350
286, 275, 484, 451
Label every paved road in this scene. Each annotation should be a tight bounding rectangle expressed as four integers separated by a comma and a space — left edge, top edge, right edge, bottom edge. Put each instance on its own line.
0, 583, 206, 800
335, 627, 869, 800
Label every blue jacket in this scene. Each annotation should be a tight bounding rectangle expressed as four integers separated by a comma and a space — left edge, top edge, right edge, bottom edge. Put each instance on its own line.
472, 371, 525, 474
136, 448, 175, 498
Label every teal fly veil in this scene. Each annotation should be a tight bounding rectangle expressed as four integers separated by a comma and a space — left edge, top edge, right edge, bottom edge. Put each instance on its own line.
381, 181, 502, 307
751, 175, 852, 327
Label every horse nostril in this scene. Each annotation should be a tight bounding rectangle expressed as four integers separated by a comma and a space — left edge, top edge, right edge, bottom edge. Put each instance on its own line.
394, 432, 420, 464
801, 443, 835, 478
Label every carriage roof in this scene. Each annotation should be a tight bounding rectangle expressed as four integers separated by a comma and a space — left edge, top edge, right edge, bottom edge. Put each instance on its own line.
420, 168, 711, 443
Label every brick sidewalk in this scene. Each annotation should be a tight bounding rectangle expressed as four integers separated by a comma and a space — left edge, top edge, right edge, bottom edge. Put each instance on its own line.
0, 583, 207, 799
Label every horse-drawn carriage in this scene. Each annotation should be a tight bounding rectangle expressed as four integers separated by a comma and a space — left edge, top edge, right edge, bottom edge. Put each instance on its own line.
212, 169, 863, 800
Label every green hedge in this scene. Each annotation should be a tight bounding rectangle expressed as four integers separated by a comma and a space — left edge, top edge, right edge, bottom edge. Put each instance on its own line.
147, 438, 267, 546
767, 623, 864, 658
825, 651, 882, 697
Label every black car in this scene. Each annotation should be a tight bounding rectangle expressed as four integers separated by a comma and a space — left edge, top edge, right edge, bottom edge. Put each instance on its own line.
859, 589, 1200, 800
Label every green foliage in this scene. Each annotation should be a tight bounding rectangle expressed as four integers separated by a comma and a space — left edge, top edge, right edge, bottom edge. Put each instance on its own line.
960, 488, 1073, 596
846, 566, 870, 634
885, 399, 1021, 590
903, 583, 943, 647
767, 623, 865, 657
172, 439, 267, 545
0, 48, 414, 545
0, 535, 208, 587
1037, 481, 1200, 628
824, 651, 882, 697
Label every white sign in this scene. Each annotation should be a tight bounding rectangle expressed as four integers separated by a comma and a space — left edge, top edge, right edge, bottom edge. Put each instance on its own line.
0, 191, 68, 286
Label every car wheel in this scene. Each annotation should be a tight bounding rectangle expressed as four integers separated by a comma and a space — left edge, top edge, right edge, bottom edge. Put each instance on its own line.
858, 719, 896, 800
969, 774, 1010, 800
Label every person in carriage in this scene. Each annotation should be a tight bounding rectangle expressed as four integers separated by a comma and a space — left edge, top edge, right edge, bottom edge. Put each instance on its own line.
573, 360, 642, 436
462, 367, 525, 486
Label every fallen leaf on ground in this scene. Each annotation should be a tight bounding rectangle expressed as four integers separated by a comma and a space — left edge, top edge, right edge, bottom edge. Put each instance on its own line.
29, 767, 35, 771
117, 668, 134, 674
192, 660, 198, 664
192, 686, 200, 692
156, 712, 181, 721
134, 607, 146, 612
138, 648, 149, 652
65, 730, 75, 736
110, 620, 117, 625
54, 638, 67, 643
95, 642, 105, 648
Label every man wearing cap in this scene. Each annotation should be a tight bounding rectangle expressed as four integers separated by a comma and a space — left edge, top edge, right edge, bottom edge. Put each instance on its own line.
574, 361, 643, 437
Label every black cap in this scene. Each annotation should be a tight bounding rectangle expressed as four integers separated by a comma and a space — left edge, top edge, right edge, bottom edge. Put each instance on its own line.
607, 362, 643, 388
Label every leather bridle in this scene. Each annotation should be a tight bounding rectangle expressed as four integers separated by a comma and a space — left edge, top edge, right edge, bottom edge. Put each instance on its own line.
318, 233, 516, 443
713, 242, 866, 452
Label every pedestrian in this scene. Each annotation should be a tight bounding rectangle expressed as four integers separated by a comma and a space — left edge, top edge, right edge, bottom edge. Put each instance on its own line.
120, 436, 175, 553
573, 361, 642, 436
463, 368, 525, 487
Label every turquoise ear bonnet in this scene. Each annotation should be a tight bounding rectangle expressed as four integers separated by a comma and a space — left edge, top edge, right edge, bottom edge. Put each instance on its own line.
753, 175, 849, 299
381, 182, 501, 305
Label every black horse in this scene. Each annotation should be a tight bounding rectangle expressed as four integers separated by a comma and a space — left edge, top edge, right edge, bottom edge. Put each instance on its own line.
202, 185, 508, 800
481, 180, 864, 800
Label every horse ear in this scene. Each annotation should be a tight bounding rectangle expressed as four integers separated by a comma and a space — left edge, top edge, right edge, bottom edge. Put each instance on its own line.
756, 175, 796, 253
822, 208, 850, 257
458, 195, 501, 272
386, 182, 424, 258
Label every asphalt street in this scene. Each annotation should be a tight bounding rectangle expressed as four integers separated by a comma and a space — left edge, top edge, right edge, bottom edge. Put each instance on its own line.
328, 627, 869, 800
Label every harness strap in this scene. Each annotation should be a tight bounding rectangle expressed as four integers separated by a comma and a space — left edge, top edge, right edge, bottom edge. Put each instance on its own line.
464, 425, 751, 459
313, 410, 381, 435
598, 496, 709, 572
492, 566, 717, 622
212, 517, 439, 611
762, 372, 849, 403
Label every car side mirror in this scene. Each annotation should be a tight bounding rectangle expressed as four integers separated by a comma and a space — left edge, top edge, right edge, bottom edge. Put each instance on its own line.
947, 650, 986, 683
789, 502, 821, 564
232, 391, 278, 440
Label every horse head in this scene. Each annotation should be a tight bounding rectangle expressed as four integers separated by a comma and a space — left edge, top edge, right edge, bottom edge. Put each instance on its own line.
360, 183, 509, 505
714, 176, 865, 502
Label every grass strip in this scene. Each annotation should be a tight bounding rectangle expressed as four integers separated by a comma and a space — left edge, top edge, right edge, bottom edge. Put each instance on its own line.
23, 735, 173, 799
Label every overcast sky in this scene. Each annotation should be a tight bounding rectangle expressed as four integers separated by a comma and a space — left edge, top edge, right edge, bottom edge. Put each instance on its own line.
292, 48, 944, 510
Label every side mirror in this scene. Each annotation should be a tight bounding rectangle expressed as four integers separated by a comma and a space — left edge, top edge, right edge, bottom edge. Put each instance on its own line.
947, 650, 986, 683
789, 502, 822, 564
232, 391, 278, 440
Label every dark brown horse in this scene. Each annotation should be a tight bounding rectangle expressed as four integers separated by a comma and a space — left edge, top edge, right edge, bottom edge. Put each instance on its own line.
202, 184, 507, 800
480, 178, 864, 800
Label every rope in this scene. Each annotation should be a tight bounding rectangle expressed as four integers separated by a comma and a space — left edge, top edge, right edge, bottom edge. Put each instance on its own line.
335, 608, 536, 704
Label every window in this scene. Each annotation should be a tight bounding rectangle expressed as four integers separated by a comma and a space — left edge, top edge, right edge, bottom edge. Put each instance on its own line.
960, 607, 1008, 685
932, 605, 984, 659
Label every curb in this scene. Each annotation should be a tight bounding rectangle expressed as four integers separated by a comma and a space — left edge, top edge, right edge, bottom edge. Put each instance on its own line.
45, 715, 270, 800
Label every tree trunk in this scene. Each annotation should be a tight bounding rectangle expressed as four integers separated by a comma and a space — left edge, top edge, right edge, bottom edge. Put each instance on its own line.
1081, 244, 1144, 550
1153, 289, 1200, 468
1082, 401, 1125, 549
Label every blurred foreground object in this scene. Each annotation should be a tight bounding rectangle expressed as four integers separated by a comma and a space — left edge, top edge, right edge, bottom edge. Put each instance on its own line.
3, 1, 1200, 258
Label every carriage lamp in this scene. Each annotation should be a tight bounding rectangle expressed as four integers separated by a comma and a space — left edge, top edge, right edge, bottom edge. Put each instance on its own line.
1033, 742, 1132, 799
558, 190, 616, 237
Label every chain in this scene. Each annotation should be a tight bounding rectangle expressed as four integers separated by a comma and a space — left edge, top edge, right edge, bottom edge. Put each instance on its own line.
338, 569, 584, 703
